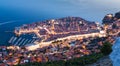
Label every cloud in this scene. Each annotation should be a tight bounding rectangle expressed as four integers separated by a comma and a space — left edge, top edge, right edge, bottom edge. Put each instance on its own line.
0, 0, 120, 22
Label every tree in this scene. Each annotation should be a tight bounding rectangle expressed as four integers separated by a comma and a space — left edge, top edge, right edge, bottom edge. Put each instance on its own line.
100, 41, 112, 55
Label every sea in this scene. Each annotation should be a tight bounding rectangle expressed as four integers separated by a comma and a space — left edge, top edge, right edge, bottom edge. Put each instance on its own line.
0, 16, 49, 46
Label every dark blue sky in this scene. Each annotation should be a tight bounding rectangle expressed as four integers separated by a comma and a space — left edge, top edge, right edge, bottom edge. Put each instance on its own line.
0, 0, 120, 22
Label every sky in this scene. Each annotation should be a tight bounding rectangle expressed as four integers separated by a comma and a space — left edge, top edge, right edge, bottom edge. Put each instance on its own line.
0, 0, 120, 22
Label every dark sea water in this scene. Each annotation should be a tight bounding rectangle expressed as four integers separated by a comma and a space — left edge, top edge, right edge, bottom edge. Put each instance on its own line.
0, 17, 48, 46
0, 20, 27, 46
0, 8, 61, 46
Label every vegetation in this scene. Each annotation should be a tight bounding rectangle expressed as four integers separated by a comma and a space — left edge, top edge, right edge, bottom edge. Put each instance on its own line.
17, 53, 103, 66
100, 41, 112, 55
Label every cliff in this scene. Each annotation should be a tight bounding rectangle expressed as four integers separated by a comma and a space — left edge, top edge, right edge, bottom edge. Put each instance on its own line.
86, 56, 112, 66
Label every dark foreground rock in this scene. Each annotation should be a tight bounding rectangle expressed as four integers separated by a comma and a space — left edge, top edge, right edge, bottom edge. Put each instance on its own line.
86, 56, 113, 66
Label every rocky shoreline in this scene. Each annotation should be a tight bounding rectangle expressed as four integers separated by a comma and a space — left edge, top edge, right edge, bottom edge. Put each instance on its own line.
86, 56, 113, 66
